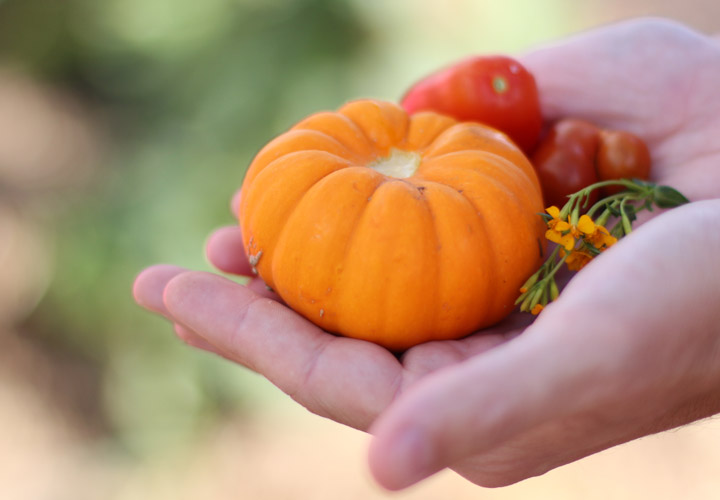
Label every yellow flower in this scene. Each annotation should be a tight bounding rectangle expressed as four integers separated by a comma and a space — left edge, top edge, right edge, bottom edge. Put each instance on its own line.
564, 249, 594, 271
572, 214, 596, 238
545, 207, 617, 270
545, 206, 575, 251
545, 206, 568, 229
585, 224, 617, 250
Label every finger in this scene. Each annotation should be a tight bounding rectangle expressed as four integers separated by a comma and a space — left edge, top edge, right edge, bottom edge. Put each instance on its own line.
206, 226, 253, 276
231, 189, 242, 217
449, 386, 720, 488
162, 270, 402, 430
206, 226, 282, 300
133, 264, 187, 314
133, 265, 232, 357
369, 322, 588, 490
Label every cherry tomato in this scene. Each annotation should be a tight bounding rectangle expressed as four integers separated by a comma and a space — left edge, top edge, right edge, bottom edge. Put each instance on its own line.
596, 130, 652, 195
531, 119, 601, 208
400, 55, 542, 152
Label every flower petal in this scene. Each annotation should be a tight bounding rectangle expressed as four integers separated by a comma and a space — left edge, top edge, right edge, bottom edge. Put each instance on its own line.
547, 229, 576, 251
560, 234, 575, 251
546, 206, 561, 218
578, 215, 596, 234
566, 250, 593, 271
545, 229, 563, 245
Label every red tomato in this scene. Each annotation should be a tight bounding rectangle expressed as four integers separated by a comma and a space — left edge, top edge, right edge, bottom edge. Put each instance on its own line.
596, 130, 652, 195
531, 119, 600, 208
400, 55, 542, 152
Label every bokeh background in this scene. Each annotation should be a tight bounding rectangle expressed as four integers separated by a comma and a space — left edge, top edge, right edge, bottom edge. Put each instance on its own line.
2, 1, 720, 499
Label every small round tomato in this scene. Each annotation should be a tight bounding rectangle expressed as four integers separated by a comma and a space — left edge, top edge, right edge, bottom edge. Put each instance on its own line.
400, 55, 542, 152
596, 130, 652, 195
531, 119, 601, 208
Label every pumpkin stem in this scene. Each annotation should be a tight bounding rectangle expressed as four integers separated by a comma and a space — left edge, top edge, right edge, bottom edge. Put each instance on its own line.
368, 148, 421, 179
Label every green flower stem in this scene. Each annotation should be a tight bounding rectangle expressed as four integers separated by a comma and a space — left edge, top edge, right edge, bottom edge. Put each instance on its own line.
516, 245, 567, 312
594, 208, 612, 227
545, 249, 568, 280
610, 217, 626, 238
564, 179, 652, 218
579, 178, 646, 195
586, 192, 635, 218
619, 198, 633, 234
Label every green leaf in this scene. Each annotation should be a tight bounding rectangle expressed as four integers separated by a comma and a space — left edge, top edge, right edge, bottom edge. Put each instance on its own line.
625, 204, 637, 222
538, 213, 553, 222
608, 204, 622, 217
653, 185, 690, 208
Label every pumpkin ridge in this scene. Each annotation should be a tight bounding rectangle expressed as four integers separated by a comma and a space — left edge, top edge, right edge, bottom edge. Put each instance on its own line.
330, 178, 435, 346
330, 172, 397, 266
412, 182, 442, 335
291, 111, 376, 160
419, 181, 496, 332
328, 176, 387, 334
420, 164, 535, 316
421, 150, 543, 214
478, 169, 542, 318
266, 161, 368, 241
242, 129, 361, 190
413, 168, 493, 221
421, 122, 535, 183
323, 168, 387, 273
242, 151, 355, 286
336, 102, 378, 149
454, 164, 541, 244
338, 100, 409, 157
333, 111, 380, 158
404, 111, 458, 152
421, 122, 497, 156
423, 149, 536, 181
340, 111, 376, 156
464, 148, 542, 194
271, 167, 386, 322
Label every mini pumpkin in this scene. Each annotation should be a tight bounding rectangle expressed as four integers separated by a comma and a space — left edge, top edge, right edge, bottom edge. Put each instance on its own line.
239, 99, 545, 351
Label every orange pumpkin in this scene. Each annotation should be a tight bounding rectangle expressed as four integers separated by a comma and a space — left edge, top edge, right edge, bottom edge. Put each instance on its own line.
239, 99, 545, 351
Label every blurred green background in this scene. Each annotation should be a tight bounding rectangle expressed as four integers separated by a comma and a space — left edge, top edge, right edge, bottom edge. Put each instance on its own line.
1, 1, 720, 499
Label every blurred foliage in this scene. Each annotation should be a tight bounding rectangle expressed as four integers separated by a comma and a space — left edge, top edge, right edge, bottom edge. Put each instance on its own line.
1, 0, 369, 456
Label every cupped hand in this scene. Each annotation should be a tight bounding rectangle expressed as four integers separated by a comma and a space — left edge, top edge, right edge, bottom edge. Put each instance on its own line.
133, 18, 720, 490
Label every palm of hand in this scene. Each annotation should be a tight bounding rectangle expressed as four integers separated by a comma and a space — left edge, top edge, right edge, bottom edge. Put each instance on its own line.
134, 19, 720, 490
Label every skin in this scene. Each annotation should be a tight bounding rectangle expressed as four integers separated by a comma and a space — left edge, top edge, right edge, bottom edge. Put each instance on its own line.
133, 18, 720, 490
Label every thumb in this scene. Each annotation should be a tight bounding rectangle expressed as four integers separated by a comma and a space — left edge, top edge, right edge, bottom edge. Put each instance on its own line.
367, 311, 603, 490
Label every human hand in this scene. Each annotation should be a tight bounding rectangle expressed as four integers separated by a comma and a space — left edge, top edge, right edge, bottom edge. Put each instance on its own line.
133, 18, 720, 490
